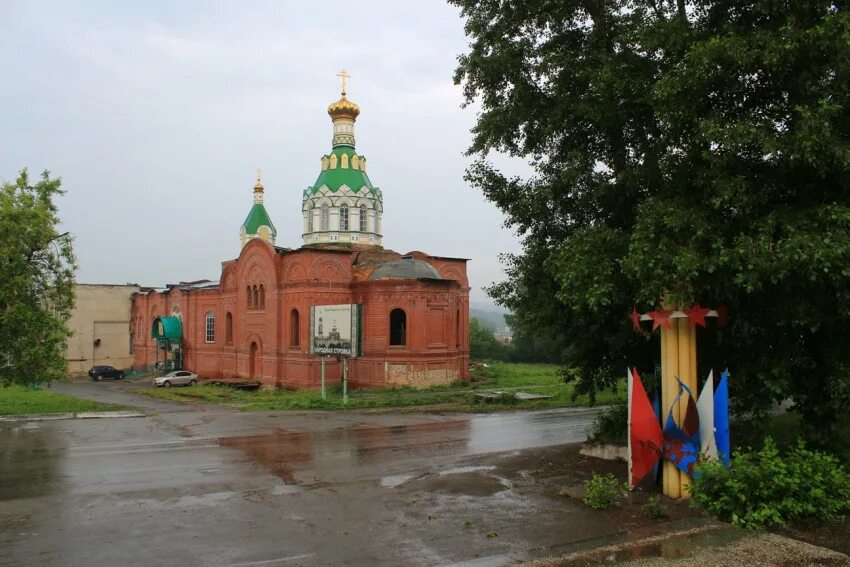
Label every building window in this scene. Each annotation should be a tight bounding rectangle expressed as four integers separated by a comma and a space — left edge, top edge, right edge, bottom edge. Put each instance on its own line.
308, 209, 314, 232
456, 308, 461, 348
340, 205, 349, 231
359, 208, 366, 232
205, 312, 215, 343
390, 308, 406, 346
290, 309, 300, 347
247, 286, 252, 309
252, 285, 259, 309
259, 285, 265, 309
226, 312, 233, 344
321, 206, 329, 231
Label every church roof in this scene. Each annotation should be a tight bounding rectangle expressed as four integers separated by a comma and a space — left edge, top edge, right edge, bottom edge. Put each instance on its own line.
309, 147, 375, 195
369, 257, 442, 281
242, 203, 277, 236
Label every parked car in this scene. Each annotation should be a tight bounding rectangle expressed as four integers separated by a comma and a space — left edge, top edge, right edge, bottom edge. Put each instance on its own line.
154, 370, 198, 388
88, 365, 125, 381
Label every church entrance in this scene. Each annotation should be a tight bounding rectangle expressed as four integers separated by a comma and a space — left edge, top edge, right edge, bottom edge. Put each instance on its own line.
249, 342, 259, 379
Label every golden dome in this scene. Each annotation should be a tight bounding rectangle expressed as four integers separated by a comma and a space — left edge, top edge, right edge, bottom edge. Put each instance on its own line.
327, 95, 360, 121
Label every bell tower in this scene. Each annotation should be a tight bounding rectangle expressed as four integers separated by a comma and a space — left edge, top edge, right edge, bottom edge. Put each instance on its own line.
240, 169, 277, 247
301, 71, 384, 248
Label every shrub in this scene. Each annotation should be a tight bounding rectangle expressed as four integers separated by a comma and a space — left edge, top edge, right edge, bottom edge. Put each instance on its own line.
588, 404, 627, 445
583, 472, 628, 510
641, 494, 668, 519
689, 437, 850, 530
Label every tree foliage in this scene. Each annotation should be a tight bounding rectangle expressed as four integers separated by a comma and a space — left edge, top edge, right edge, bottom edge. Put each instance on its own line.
0, 170, 76, 386
469, 317, 507, 360
452, 0, 850, 441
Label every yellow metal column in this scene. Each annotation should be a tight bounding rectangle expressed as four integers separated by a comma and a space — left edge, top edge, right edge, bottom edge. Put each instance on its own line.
661, 322, 681, 498
676, 317, 696, 497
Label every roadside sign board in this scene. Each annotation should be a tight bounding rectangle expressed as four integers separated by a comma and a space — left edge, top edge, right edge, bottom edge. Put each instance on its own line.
309, 304, 362, 357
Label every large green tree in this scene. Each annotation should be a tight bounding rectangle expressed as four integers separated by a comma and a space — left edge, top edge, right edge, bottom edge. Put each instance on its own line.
452, 0, 850, 441
0, 170, 76, 386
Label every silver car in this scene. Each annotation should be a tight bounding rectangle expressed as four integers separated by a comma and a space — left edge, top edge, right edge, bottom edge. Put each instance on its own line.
154, 370, 198, 388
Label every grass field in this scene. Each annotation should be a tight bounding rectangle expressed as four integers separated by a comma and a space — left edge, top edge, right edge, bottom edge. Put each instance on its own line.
136, 362, 626, 412
0, 385, 120, 416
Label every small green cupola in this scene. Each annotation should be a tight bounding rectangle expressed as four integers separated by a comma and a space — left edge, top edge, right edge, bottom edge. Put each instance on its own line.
240, 170, 277, 248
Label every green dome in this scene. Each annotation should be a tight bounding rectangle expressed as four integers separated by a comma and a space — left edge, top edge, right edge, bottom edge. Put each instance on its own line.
242, 203, 277, 236
309, 147, 375, 195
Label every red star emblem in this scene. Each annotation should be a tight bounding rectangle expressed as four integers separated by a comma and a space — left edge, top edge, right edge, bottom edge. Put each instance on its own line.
629, 305, 641, 331
648, 309, 673, 331
684, 304, 711, 328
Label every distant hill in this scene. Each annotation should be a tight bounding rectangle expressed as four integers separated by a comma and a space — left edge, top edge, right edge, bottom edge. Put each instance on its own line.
470, 307, 508, 330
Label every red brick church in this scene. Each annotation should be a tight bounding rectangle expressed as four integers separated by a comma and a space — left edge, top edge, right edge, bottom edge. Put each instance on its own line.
131, 79, 470, 389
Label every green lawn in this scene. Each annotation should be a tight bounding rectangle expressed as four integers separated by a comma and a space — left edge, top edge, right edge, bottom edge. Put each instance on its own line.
0, 385, 120, 416
136, 362, 626, 412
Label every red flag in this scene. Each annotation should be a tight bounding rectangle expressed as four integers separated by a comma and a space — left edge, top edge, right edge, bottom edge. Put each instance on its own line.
628, 368, 663, 488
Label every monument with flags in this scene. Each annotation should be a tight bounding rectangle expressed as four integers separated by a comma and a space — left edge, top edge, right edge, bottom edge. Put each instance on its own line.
626, 305, 732, 497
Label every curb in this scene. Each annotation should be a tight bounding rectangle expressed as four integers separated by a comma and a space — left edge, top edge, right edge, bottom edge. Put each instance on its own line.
0, 410, 147, 422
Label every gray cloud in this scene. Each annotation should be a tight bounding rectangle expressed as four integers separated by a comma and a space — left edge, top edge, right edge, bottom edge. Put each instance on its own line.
0, 1, 526, 306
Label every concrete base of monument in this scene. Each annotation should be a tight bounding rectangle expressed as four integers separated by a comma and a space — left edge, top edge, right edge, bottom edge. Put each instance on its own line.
580, 443, 628, 461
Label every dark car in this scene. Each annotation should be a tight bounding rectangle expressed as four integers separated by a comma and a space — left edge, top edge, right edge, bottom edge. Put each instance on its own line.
88, 365, 124, 381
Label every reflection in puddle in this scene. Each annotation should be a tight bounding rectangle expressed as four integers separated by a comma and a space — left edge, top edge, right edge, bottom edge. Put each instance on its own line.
216, 409, 596, 488
439, 465, 495, 476
0, 423, 67, 501
217, 421, 472, 485
380, 474, 414, 488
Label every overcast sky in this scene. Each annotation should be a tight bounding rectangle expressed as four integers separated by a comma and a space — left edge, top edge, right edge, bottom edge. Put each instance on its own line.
1, 1, 525, 307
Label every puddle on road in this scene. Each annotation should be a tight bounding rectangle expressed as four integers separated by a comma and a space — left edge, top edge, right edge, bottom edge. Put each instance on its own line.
439, 465, 495, 475
405, 470, 510, 497
545, 526, 744, 566
0, 423, 67, 500
271, 484, 301, 495
380, 474, 415, 488
215, 410, 595, 488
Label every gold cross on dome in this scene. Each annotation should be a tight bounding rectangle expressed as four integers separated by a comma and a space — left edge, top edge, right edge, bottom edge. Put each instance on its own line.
337, 69, 350, 96
256, 167, 263, 182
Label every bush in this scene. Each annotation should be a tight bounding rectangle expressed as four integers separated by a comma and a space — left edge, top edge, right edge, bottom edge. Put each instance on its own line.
689, 437, 850, 530
588, 404, 627, 445
583, 472, 628, 510
641, 494, 668, 519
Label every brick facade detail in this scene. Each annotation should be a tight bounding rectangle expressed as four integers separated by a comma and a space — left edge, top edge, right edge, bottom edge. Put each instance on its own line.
131, 239, 470, 389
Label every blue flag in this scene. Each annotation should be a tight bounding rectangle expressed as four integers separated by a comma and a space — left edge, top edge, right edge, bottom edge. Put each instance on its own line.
714, 370, 731, 466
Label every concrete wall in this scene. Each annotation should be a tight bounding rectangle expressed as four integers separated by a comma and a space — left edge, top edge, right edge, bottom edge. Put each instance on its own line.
66, 284, 139, 374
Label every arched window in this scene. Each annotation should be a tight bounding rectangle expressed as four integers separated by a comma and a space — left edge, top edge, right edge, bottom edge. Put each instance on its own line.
247, 286, 252, 309
205, 312, 215, 343
359, 208, 366, 232
340, 205, 349, 231
390, 308, 407, 346
290, 309, 300, 347
321, 206, 329, 231
252, 285, 259, 309
226, 312, 233, 344
308, 209, 314, 232
259, 285, 265, 309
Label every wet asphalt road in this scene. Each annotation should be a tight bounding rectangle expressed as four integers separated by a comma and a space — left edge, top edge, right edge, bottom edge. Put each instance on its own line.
0, 380, 605, 567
